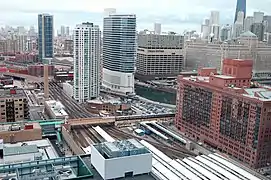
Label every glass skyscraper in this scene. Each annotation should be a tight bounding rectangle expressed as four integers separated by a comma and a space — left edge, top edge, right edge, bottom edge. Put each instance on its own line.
102, 14, 136, 94
38, 14, 54, 62
234, 0, 246, 23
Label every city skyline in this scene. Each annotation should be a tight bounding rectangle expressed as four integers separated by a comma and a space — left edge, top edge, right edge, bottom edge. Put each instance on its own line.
1, 0, 271, 32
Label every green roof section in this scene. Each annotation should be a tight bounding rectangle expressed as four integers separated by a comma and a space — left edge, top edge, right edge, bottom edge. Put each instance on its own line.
4, 145, 39, 156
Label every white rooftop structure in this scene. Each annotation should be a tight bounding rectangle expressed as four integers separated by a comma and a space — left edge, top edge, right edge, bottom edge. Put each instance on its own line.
0, 139, 58, 165
45, 100, 68, 119
91, 139, 152, 180
140, 140, 264, 180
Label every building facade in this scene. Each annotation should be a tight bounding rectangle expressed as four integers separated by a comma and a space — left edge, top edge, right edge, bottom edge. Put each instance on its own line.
233, 11, 245, 39
251, 23, 265, 41
154, 23, 161, 35
136, 33, 184, 80
176, 59, 271, 168
102, 14, 136, 94
263, 15, 271, 33
244, 16, 254, 32
254, 12, 264, 23
73, 23, 101, 102
38, 14, 54, 62
184, 32, 271, 74
234, 0, 246, 23
0, 89, 29, 122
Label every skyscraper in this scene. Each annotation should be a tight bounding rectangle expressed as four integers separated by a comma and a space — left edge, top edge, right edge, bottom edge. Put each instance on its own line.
154, 23, 161, 35
234, 0, 246, 23
209, 11, 220, 41
38, 14, 54, 62
66, 26, 70, 36
244, 16, 254, 32
233, 11, 245, 39
254, 11, 264, 23
251, 23, 265, 41
60, 26, 65, 37
102, 14, 136, 94
73, 23, 101, 102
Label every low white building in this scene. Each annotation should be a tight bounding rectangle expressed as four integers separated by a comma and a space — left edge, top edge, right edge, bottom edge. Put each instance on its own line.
44, 100, 68, 119
91, 139, 152, 180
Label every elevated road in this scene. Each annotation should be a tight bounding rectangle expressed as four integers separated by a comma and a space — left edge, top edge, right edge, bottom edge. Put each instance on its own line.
0, 72, 44, 82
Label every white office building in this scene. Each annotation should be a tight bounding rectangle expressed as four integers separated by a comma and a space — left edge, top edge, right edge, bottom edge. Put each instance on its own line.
73, 22, 101, 102
102, 14, 137, 95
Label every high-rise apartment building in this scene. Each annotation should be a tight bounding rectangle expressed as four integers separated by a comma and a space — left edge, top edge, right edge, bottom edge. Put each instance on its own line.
244, 16, 254, 32
38, 14, 54, 62
73, 22, 101, 102
234, 0, 246, 23
0, 89, 29, 122
136, 33, 184, 80
102, 14, 136, 94
176, 58, 271, 168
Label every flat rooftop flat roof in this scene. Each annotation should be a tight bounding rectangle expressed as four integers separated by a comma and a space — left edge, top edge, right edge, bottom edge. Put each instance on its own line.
3, 145, 39, 156
0, 89, 26, 98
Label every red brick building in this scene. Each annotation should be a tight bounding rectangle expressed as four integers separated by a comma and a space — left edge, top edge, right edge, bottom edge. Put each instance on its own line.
28, 64, 55, 77
176, 59, 271, 168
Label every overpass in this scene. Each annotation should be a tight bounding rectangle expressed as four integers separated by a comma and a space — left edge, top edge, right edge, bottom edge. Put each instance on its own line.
66, 113, 175, 129
0, 72, 44, 82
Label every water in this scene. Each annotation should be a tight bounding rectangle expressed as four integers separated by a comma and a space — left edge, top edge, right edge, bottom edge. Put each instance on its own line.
135, 85, 176, 105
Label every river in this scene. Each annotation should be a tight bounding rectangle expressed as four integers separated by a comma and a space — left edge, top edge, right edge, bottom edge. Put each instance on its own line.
135, 85, 176, 105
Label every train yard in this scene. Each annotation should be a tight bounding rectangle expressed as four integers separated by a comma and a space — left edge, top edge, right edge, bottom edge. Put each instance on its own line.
39, 82, 94, 118
70, 122, 195, 159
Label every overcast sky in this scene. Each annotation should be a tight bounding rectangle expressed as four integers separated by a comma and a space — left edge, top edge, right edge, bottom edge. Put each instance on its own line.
0, 0, 270, 33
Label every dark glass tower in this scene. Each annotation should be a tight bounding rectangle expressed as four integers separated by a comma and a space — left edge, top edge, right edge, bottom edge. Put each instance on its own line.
234, 0, 246, 23
38, 14, 54, 62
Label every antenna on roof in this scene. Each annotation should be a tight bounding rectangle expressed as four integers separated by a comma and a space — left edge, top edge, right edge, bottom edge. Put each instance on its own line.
238, 50, 241, 59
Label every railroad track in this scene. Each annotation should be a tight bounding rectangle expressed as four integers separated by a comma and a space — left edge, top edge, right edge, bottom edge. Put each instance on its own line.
82, 125, 103, 144
39, 82, 93, 118
105, 127, 195, 158
72, 128, 89, 148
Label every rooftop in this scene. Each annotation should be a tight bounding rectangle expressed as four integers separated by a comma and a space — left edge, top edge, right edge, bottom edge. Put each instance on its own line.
0, 122, 41, 132
240, 31, 257, 37
3, 145, 39, 156
88, 96, 122, 105
94, 139, 150, 159
0, 88, 26, 98
45, 100, 68, 117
